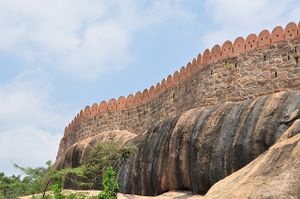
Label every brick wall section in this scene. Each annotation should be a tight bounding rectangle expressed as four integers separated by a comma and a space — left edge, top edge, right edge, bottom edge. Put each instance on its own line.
56, 22, 300, 158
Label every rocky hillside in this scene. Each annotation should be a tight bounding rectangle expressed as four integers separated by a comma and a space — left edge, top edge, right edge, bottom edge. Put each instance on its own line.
56, 91, 300, 197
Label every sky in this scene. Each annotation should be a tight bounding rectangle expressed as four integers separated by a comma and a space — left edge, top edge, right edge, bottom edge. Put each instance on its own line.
0, 0, 300, 176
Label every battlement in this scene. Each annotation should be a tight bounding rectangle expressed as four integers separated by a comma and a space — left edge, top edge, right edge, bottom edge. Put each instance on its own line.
64, 22, 299, 136
57, 22, 300, 158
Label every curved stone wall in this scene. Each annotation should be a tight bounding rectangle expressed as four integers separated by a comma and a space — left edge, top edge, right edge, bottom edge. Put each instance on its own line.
57, 22, 300, 159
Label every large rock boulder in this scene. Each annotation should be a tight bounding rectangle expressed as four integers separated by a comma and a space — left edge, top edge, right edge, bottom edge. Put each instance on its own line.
118, 91, 300, 196
205, 130, 300, 198
56, 91, 300, 197
54, 130, 137, 169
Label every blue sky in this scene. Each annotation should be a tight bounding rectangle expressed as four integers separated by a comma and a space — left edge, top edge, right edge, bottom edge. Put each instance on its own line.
0, 0, 300, 175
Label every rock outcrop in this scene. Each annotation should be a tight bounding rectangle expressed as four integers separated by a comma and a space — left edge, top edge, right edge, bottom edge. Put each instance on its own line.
54, 130, 137, 169
118, 91, 300, 196
57, 91, 300, 197
205, 131, 300, 198
54, 22, 300, 198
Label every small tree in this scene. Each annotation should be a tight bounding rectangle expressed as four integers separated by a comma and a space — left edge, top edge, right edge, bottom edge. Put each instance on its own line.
14, 161, 84, 199
98, 166, 119, 199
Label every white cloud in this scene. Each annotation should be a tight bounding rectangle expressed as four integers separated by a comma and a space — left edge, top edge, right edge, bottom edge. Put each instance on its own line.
0, 0, 192, 81
0, 0, 194, 175
202, 0, 300, 48
0, 69, 69, 130
0, 126, 61, 176
63, 22, 130, 80
0, 70, 71, 175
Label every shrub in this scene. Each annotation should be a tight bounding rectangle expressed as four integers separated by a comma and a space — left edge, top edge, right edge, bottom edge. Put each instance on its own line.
13, 161, 84, 199
83, 142, 136, 189
51, 181, 64, 199
97, 166, 119, 199
0, 142, 136, 198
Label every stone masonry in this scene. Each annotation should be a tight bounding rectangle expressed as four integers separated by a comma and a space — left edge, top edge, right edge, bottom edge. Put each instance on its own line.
56, 22, 300, 159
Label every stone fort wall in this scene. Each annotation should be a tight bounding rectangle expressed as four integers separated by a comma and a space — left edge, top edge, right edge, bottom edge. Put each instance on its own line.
57, 22, 300, 158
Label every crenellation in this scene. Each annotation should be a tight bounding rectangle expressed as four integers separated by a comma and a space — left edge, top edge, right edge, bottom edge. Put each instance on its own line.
59, 22, 300, 153
193, 58, 199, 70
117, 96, 127, 110
210, 44, 221, 61
166, 75, 172, 88
83, 106, 90, 118
233, 36, 246, 54
258, 30, 271, 47
148, 86, 155, 99
134, 92, 142, 105
221, 40, 233, 57
284, 22, 298, 40
108, 98, 117, 111
202, 49, 210, 64
99, 101, 107, 113
142, 89, 149, 104
160, 78, 167, 92
271, 26, 284, 43
154, 82, 161, 97
179, 66, 186, 81
126, 94, 134, 107
245, 33, 258, 51
90, 103, 98, 117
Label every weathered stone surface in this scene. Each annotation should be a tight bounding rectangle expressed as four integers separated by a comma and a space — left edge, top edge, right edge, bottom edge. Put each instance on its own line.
205, 132, 300, 199
118, 91, 300, 196
56, 91, 300, 197
57, 38, 300, 160
54, 130, 136, 169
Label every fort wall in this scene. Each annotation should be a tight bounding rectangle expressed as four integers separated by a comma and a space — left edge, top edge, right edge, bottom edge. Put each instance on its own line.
57, 22, 300, 158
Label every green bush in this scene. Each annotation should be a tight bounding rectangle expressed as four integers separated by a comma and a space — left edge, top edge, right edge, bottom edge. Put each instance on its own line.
51, 181, 64, 199
0, 171, 41, 199
0, 142, 136, 198
97, 166, 119, 199
0, 161, 84, 199
83, 142, 136, 189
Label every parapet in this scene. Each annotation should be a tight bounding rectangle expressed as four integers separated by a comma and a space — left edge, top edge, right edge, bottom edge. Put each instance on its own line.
64, 21, 300, 137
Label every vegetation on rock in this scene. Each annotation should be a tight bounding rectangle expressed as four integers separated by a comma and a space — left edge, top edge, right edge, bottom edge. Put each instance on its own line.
82, 142, 136, 189
0, 142, 135, 199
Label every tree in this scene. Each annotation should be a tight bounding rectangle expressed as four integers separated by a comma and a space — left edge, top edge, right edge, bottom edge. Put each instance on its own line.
14, 161, 84, 199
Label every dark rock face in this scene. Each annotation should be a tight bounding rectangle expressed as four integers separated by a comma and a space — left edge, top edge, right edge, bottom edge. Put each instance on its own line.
118, 91, 300, 196
205, 132, 300, 198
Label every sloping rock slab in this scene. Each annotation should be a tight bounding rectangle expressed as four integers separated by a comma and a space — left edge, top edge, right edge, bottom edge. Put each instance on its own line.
119, 91, 300, 195
205, 132, 300, 198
